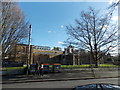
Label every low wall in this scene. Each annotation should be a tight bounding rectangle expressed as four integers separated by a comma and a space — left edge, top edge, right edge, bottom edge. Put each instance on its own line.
61, 68, 119, 73
1, 67, 119, 75
2, 69, 24, 76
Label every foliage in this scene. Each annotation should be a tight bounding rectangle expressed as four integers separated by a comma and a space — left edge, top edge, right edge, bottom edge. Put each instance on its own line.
1, 66, 25, 71
1, 64, 118, 71
61, 64, 118, 68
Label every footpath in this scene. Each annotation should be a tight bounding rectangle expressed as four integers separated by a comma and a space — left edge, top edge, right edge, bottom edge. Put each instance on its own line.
2, 68, 120, 84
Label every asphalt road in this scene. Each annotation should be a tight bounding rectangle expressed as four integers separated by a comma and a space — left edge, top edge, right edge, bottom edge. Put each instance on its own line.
2, 77, 119, 89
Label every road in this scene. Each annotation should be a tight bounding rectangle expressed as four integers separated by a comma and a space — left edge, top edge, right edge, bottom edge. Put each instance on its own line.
2, 78, 119, 89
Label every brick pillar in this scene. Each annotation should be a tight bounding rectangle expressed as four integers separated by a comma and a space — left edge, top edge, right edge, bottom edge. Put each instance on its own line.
73, 54, 75, 65
78, 54, 80, 65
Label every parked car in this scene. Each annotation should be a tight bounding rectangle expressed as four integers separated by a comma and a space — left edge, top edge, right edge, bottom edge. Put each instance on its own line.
72, 83, 120, 90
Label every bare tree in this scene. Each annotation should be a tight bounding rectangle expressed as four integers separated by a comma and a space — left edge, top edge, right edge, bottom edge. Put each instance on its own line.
108, 0, 120, 9
65, 7, 118, 67
108, 0, 120, 64
1, 2, 29, 60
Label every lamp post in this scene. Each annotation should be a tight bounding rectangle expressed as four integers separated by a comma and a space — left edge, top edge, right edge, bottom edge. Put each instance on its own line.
26, 24, 32, 75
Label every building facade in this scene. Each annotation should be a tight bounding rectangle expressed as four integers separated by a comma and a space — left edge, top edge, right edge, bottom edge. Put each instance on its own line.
9, 44, 63, 64
62, 45, 81, 65
9, 44, 29, 63
8, 44, 112, 65
31, 45, 63, 64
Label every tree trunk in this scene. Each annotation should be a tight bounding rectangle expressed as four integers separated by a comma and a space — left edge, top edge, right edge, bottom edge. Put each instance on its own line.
95, 44, 98, 68
95, 59, 98, 68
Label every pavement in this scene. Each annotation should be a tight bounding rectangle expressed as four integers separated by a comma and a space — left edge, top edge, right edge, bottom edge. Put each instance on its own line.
2, 69, 120, 84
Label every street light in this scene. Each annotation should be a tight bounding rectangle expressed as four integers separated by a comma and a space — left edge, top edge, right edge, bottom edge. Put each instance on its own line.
26, 24, 32, 75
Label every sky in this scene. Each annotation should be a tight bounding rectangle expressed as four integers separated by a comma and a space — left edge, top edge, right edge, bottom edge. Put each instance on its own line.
18, 1, 118, 51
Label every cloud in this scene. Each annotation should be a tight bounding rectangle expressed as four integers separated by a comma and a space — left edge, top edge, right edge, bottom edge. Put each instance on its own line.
111, 16, 118, 21
48, 30, 52, 33
109, 46, 118, 56
102, 25, 108, 30
60, 25, 64, 29
58, 41, 64, 45
48, 30, 56, 33
104, 25, 108, 28
109, 0, 114, 5
108, 0, 119, 5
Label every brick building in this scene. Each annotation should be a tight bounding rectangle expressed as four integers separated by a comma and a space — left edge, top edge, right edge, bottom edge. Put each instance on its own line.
62, 45, 80, 65
31, 46, 63, 64
9, 44, 29, 63
9, 44, 63, 65
8, 44, 112, 65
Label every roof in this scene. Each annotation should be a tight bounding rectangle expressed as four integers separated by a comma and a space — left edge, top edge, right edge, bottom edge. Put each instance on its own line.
53, 63, 61, 65
42, 64, 50, 65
